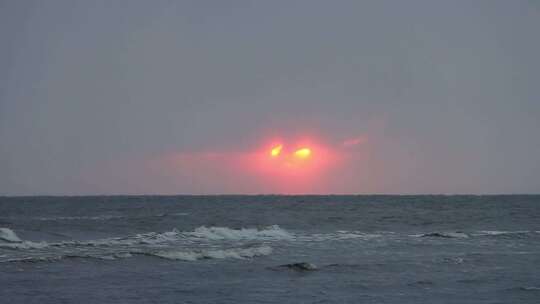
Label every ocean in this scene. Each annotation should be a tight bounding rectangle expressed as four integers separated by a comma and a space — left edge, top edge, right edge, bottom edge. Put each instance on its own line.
1, 195, 539, 303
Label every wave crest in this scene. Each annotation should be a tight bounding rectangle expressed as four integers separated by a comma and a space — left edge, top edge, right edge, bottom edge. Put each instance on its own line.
0, 227, 22, 243
185, 225, 294, 241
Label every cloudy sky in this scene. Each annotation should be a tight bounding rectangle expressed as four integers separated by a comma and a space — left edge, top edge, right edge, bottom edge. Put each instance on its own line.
1, 0, 539, 195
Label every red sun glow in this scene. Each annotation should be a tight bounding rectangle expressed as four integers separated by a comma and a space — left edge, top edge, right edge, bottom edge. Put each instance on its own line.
152, 134, 367, 193
250, 139, 340, 182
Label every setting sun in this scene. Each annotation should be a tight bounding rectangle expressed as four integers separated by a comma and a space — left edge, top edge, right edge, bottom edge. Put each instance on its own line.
256, 139, 337, 179
294, 148, 311, 159
270, 145, 282, 157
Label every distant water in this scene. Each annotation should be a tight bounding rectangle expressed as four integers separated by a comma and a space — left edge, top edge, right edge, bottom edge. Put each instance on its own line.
1, 195, 540, 303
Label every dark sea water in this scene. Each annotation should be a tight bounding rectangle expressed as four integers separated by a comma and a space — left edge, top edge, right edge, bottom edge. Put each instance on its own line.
1, 195, 540, 303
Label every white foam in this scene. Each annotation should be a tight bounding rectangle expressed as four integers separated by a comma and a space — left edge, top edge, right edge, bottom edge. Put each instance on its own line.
475, 230, 530, 236
0, 228, 22, 243
0, 226, 390, 253
0, 226, 292, 252
76, 225, 292, 246
185, 225, 294, 241
0, 226, 290, 252
1, 225, 390, 259
126, 230, 182, 245
152, 245, 273, 261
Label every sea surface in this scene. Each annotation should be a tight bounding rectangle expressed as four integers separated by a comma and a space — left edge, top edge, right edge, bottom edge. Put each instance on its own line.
1, 195, 539, 303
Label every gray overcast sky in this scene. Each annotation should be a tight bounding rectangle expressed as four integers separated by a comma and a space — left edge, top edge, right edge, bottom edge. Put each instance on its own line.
1, 0, 539, 195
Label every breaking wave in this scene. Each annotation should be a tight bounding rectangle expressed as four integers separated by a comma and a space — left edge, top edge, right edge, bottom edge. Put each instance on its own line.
3, 225, 537, 264
2, 246, 273, 263
0, 225, 387, 264
0, 225, 292, 251
185, 225, 294, 241
0, 227, 22, 243
150, 245, 273, 261
0, 226, 288, 263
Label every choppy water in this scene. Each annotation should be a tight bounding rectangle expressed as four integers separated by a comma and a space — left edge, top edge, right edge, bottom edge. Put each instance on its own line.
1, 195, 539, 303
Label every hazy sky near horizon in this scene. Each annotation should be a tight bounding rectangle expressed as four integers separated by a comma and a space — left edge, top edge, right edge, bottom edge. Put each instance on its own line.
1, 0, 539, 195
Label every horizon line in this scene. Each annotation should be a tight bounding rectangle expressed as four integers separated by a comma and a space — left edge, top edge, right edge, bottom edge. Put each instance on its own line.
1, 193, 540, 198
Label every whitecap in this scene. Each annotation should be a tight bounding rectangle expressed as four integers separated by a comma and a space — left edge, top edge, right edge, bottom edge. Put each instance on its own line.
184, 225, 294, 241
0, 227, 22, 243
0, 226, 291, 252
151, 245, 273, 261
